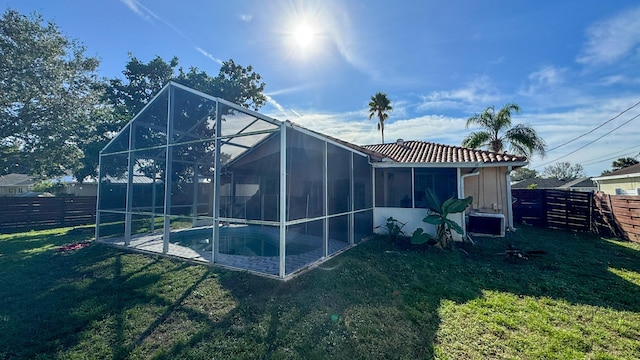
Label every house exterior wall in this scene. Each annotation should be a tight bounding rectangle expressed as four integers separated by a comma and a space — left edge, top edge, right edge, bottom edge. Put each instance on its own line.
597, 177, 640, 195
0, 185, 32, 196
371, 165, 513, 240
65, 183, 98, 196
373, 207, 464, 241
463, 167, 510, 216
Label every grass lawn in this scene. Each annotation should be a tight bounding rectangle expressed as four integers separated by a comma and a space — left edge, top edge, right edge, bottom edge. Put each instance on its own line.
1, 225, 639, 359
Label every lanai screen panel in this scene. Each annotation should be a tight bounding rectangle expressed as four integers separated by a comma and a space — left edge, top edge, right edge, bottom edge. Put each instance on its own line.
97, 83, 374, 279
283, 128, 374, 275
284, 129, 325, 274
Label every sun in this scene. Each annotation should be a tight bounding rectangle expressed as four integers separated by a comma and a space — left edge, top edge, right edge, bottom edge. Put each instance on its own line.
293, 24, 314, 50
278, 2, 332, 62
287, 21, 320, 56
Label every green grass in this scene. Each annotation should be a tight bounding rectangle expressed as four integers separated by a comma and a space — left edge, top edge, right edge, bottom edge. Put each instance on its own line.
1, 225, 639, 359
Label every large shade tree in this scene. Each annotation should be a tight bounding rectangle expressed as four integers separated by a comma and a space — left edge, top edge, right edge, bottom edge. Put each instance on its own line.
542, 161, 585, 181
77, 55, 268, 181
511, 167, 539, 182
104, 55, 267, 118
0, 9, 101, 178
462, 103, 546, 158
368, 92, 393, 144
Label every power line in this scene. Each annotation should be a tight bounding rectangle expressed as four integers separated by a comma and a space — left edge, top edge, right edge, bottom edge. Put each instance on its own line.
534, 112, 640, 169
581, 143, 640, 165
546, 99, 640, 152
581, 146, 640, 166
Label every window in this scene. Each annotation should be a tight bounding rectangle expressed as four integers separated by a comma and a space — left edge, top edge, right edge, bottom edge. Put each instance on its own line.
414, 168, 457, 207
375, 167, 457, 208
375, 168, 412, 207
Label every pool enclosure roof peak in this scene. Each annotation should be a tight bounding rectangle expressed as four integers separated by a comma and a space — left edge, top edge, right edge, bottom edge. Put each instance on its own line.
100, 81, 284, 156
100, 81, 380, 162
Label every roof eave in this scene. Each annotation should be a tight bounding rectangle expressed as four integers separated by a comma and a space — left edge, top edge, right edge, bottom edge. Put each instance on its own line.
592, 172, 640, 181
372, 160, 528, 168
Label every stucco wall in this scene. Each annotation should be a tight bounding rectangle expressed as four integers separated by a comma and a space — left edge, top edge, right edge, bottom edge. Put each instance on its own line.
597, 177, 640, 195
462, 167, 510, 218
373, 207, 464, 241
371, 166, 512, 241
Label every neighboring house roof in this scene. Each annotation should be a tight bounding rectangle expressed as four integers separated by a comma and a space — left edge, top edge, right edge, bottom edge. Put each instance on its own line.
103, 175, 160, 184
511, 178, 567, 189
559, 177, 596, 189
592, 163, 640, 181
0, 173, 35, 187
363, 140, 527, 165
511, 177, 596, 190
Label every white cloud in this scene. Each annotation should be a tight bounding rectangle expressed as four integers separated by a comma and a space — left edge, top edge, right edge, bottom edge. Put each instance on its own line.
120, 0, 147, 19
597, 74, 640, 87
519, 98, 640, 176
120, 0, 190, 42
520, 65, 567, 97
120, 0, 158, 22
418, 76, 501, 112
239, 14, 253, 22
265, 95, 285, 113
528, 65, 565, 88
121, 1, 225, 67
264, 105, 467, 148
577, 5, 640, 66
194, 47, 223, 65
265, 84, 316, 97
261, 92, 640, 177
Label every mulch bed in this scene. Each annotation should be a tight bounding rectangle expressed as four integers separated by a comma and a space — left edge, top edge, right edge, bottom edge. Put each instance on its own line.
57, 241, 92, 252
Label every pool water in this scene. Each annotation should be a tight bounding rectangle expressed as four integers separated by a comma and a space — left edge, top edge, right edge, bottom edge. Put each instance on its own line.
170, 225, 319, 257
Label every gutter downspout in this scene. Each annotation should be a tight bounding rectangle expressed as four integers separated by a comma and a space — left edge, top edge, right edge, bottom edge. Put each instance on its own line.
506, 166, 514, 230
459, 168, 480, 236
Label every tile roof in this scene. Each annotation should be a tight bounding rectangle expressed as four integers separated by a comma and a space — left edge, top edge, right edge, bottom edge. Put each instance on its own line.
362, 140, 527, 164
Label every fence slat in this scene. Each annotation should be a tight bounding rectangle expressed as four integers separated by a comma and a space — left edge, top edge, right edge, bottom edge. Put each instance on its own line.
0, 197, 96, 233
513, 189, 640, 242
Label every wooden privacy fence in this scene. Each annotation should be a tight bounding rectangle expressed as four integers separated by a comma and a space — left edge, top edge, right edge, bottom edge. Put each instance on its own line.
0, 196, 96, 234
512, 189, 640, 242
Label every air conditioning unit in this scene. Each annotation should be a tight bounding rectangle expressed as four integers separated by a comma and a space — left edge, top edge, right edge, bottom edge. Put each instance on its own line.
467, 212, 505, 237
616, 188, 639, 195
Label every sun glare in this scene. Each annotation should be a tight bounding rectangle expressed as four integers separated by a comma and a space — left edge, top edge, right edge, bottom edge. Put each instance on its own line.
294, 24, 314, 49
278, 2, 334, 62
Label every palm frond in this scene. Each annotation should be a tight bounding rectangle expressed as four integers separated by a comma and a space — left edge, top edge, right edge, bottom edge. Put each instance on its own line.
461, 131, 491, 149
465, 105, 495, 129
505, 123, 546, 157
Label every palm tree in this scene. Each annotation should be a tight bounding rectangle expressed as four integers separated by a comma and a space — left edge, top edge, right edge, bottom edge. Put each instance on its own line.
368, 92, 393, 143
461, 103, 546, 158
612, 157, 639, 171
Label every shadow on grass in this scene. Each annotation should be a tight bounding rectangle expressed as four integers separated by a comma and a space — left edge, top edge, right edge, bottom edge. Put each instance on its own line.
1, 225, 639, 359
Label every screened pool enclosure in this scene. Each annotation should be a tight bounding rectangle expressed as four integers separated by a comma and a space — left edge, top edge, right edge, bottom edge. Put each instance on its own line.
96, 82, 374, 279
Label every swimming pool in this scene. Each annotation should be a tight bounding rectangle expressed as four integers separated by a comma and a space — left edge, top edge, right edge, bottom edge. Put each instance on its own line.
169, 225, 321, 257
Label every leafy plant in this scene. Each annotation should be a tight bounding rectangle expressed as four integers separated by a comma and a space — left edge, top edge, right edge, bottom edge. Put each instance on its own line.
32, 180, 65, 195
411, 189, 473, 248
377, 217, 406, 243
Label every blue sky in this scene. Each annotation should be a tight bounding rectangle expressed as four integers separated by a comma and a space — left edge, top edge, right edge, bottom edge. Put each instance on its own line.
3, 0, 640, 176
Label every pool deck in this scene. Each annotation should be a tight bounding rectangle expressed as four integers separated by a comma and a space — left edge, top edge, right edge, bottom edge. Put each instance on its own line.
97, 231, 351, 278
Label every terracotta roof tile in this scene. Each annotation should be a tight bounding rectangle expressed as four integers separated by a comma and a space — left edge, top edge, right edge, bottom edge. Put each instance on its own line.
363, 140, 527, 164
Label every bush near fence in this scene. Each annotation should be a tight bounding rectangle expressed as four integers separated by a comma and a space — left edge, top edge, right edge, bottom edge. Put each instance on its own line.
0, 196, 96, 234
512, 189, 640, 242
